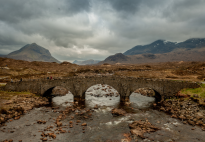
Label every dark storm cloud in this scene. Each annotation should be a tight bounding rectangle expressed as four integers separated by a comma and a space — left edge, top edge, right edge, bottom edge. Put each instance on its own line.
106, 0, 142, 14
0, 0, 205, 62
0, 0, 90, 23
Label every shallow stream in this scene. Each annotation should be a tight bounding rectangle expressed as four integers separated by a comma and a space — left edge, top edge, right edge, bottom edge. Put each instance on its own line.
0, 84, 205, 142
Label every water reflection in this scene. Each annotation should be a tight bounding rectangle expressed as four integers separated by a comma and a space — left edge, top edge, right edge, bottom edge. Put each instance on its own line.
52, 86, 155, 112
130, 93, 155, 109
85, 84, 120, 108
52, 93, 73, 107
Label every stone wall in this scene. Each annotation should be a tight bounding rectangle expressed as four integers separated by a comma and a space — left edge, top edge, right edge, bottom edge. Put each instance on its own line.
3, 76, 200, 102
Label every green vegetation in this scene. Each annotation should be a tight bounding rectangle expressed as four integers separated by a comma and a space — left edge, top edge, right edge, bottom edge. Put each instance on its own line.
181, 84, 205, 98
0, 83, 6, 87
0, 90, 34, 100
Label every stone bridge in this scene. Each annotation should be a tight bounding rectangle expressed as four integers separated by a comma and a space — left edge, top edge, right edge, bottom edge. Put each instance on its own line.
3, 76, 200, 102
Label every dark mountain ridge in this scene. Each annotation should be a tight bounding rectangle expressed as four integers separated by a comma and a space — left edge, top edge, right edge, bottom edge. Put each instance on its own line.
99, 53, 130, 64
100, 38, 205, 64
124, 38, 205, 55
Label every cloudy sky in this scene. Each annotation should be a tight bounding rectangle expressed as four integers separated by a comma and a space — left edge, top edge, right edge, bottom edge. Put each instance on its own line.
0, 0, 205, 62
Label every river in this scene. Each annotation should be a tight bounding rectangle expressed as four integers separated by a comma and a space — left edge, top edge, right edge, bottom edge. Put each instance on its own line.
0, 84, 204, 142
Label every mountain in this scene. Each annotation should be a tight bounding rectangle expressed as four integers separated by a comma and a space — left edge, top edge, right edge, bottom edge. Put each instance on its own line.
100, 38, 205, 64
99, 53, 130, 64
73, 59, 101, 65
6, 43, 60, 63
100, 48, 205, 64
124, 38, 205, 55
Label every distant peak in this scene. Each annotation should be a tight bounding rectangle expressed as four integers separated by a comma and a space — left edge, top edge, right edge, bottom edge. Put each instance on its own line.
115, 53, 123, 55
31, 43, 37, 45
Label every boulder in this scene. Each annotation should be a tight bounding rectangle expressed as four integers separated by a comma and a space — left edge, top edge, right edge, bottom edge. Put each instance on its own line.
81, 123, 87, 126
57, 122, 62, 127
111, 108, 126, 116
129, 120, 159, 139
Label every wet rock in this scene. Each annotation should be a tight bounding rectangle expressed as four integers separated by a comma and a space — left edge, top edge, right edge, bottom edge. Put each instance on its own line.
76, 120, 81, 123
188, 120, 195, 126
94, 105, 98, 109
37, 120, 47, 124
193, 94, 199, 98
175, 92, 190, 98
14, 116, 20, 120
57, 122, 62, 127
60, 130, 66, 133
111, 108, 126, 116
48, 133, 56, 139
129, 120, 160, 139
42, 138, 47, 141
81, 123, 87, 126
130, 129, 144, 138
157, 98, 205, 130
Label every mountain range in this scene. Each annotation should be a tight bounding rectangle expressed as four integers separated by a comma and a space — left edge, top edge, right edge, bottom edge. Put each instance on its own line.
1, 38, 205, 65
124, 38, 205, 55
99, 38, 205, 64
2, 43, 60, 63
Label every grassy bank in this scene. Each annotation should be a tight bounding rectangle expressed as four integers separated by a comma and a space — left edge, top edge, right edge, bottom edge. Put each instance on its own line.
0, 91, 39, 114
0, 90, 34, 100
181, 84, 205, 98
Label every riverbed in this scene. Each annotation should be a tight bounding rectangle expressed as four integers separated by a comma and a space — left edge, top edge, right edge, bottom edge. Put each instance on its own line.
0, 84, 205, 142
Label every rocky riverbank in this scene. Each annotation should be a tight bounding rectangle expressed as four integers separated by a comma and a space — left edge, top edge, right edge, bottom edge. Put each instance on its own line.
0, 93, 49, 126
155, 96, 205, 130
1, 100, 96, 142
37, 104, 93, 141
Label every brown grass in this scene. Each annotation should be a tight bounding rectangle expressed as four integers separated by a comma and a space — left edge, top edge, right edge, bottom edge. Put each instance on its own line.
0, 57, 205, 82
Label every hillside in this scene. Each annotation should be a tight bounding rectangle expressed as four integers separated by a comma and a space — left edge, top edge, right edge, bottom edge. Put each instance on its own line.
99, 53, 130, 64
124, 38, 205, 55
6, 43, 60, 63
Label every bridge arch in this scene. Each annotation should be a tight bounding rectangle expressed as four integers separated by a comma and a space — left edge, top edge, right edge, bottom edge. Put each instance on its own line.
43, 86, 69, 97
129, 88, 161, 102
81, 84, 120, 108
81, 83, 120, 100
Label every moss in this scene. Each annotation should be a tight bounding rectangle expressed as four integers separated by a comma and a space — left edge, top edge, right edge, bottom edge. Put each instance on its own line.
181, 84, 205, 98
0, 84, 6, 87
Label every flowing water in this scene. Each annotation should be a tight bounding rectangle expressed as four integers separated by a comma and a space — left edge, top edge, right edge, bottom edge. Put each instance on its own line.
0, 84, 205, 142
